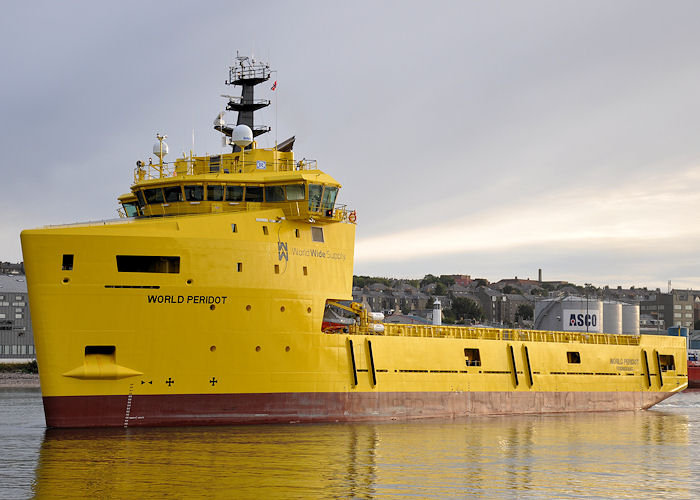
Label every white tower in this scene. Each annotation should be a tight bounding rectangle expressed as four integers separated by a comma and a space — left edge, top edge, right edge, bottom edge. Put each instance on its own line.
432, 298, 442, 326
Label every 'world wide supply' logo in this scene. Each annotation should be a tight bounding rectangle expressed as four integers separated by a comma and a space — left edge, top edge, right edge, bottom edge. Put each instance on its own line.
278, 241, 288, 262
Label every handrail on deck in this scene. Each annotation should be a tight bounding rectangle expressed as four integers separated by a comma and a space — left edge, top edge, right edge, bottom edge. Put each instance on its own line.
133, 156, 318, 182
351, 323, 642, 346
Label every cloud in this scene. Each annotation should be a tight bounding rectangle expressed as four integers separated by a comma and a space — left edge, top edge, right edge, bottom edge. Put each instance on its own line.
3, 1, 700, 292
356, 164, 700, 266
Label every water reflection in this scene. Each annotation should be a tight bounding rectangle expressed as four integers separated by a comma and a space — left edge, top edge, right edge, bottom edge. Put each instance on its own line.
31, 406, 694, 499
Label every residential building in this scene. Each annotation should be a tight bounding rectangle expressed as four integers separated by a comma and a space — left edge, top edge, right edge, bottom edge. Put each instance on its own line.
0, 262, 24, 275
639, 290, 694, 330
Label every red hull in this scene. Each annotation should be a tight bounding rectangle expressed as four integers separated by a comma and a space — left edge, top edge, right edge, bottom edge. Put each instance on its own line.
42, 390, 675, 428
688, 363, 700, 388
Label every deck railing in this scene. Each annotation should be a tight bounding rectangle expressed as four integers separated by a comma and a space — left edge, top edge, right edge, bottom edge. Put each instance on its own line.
134, 156, 318, 182
349, 323, 641, 346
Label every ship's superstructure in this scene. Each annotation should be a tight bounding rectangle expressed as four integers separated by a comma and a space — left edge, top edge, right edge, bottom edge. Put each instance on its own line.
20, 56, 687, 428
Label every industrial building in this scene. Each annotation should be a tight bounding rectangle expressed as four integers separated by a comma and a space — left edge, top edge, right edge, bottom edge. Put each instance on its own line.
0, 274, 35, 360
534, 296, 639, 335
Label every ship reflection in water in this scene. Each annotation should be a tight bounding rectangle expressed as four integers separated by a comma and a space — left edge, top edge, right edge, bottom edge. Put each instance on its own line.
33, 401, 696, 499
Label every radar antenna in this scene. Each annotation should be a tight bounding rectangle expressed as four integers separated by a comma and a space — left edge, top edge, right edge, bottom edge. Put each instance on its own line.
214, 54, 272, 151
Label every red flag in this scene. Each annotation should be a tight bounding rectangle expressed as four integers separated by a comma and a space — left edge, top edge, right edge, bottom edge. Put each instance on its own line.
271, 80, 277, 91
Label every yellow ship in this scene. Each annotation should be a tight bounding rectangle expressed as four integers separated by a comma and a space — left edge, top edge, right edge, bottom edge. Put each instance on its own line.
21, 56, 687, 427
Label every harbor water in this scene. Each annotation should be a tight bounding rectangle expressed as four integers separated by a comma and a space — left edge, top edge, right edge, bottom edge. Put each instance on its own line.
1, 388, 699, 499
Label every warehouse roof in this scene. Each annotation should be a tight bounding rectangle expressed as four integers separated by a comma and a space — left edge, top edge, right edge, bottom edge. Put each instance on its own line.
0, 275, 28, 294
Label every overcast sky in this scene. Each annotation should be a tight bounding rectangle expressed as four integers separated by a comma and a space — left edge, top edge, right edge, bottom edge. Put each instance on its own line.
2, 1, 700, 290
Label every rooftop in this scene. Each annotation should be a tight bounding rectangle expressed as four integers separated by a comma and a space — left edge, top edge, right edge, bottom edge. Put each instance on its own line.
0, 275, 28, 293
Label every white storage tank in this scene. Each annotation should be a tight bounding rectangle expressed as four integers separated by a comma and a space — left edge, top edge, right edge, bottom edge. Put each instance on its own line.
602, 301, 622, 335
534, 296, 603, 333
621, 303, 640, 335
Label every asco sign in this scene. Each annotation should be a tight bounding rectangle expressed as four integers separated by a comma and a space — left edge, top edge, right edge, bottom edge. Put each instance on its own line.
562, 309, 601, 333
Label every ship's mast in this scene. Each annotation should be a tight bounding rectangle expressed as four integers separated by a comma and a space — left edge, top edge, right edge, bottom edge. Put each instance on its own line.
215, 53, 272, 151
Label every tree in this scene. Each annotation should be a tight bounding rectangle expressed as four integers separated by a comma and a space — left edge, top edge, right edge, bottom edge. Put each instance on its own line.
515, 304, 534, 322
438, 275, 455, 287
434, 282, 447, 296
404, 279, 421, 289
448, 297, 484, 323
352, 275, 393, 288
420, 274, 439, 287
502, 284, 520, 295
442, 308, 457, 324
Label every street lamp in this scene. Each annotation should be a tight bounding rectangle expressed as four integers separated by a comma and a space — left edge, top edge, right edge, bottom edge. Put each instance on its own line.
584, 283, 592, 333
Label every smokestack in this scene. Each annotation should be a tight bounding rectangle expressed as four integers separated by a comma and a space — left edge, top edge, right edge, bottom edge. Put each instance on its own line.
538, 268, 542, 282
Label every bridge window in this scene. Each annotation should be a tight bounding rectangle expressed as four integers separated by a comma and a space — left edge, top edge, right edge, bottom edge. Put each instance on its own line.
207, 185, 224, 201
245, 186, 263, 202
226, 185, 244, 202
322, 186, 338, 211
567, 351, 581, 363
265, 185, 285, 202
184, 185, 203, 201
286, 184, 305, 201
144, 188, 164, 204
135, 191, 146, 208
122, 202, 139, 217
309, 184, 322, 211
163, 186, 183, 203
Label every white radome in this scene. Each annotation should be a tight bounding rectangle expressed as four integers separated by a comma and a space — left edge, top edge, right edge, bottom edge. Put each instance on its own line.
153, 141, 169, 158
232, 124, 253, 148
